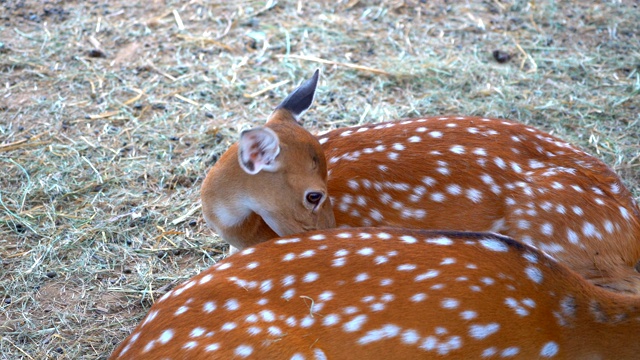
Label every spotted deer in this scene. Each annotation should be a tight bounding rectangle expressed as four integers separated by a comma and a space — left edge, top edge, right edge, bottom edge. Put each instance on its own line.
111, 228, 640, 359
201, 70, 640, 293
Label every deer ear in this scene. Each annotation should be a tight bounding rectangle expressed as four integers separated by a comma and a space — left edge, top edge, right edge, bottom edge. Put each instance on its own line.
238, 127, 280, 175
274, 69, 320, 121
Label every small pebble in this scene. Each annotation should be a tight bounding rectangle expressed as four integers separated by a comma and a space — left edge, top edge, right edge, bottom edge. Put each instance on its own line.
87, 49, 106, 58
492, 50, 511, 63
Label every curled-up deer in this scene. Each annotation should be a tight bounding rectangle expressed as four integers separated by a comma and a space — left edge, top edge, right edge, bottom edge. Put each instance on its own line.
111, 228, 640, 359
201, 70, 640, 293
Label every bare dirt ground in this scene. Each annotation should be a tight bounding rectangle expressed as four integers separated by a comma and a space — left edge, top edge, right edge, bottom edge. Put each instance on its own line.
1, 0, 638, 358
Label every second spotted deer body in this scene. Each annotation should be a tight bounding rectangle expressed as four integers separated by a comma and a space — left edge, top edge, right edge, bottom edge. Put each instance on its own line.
111, 228, 640, 359
201, 70, 640, 293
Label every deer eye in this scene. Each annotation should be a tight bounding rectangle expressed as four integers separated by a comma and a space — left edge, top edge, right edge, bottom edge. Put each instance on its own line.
306, 192, 323, 206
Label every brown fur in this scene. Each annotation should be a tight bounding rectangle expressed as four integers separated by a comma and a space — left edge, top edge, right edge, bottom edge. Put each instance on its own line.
322, 116, 640, 293
111, 228, 640, 359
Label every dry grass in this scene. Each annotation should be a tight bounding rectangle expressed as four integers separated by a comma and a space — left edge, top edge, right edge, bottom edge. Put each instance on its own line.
1, 0, 638, 358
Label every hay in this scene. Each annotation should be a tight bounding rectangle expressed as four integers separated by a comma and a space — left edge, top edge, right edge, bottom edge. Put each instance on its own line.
1, 0, 638, 358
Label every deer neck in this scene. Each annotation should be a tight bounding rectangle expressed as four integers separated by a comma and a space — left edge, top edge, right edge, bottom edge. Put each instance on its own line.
201, 145, 278, 248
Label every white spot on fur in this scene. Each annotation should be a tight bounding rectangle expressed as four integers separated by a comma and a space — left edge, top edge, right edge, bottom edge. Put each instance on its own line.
525, 266, 543, 284
540, 341, 559, 357
479, 238, 508, 252
343, 315, 368, 332
468, 323, 499, 339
